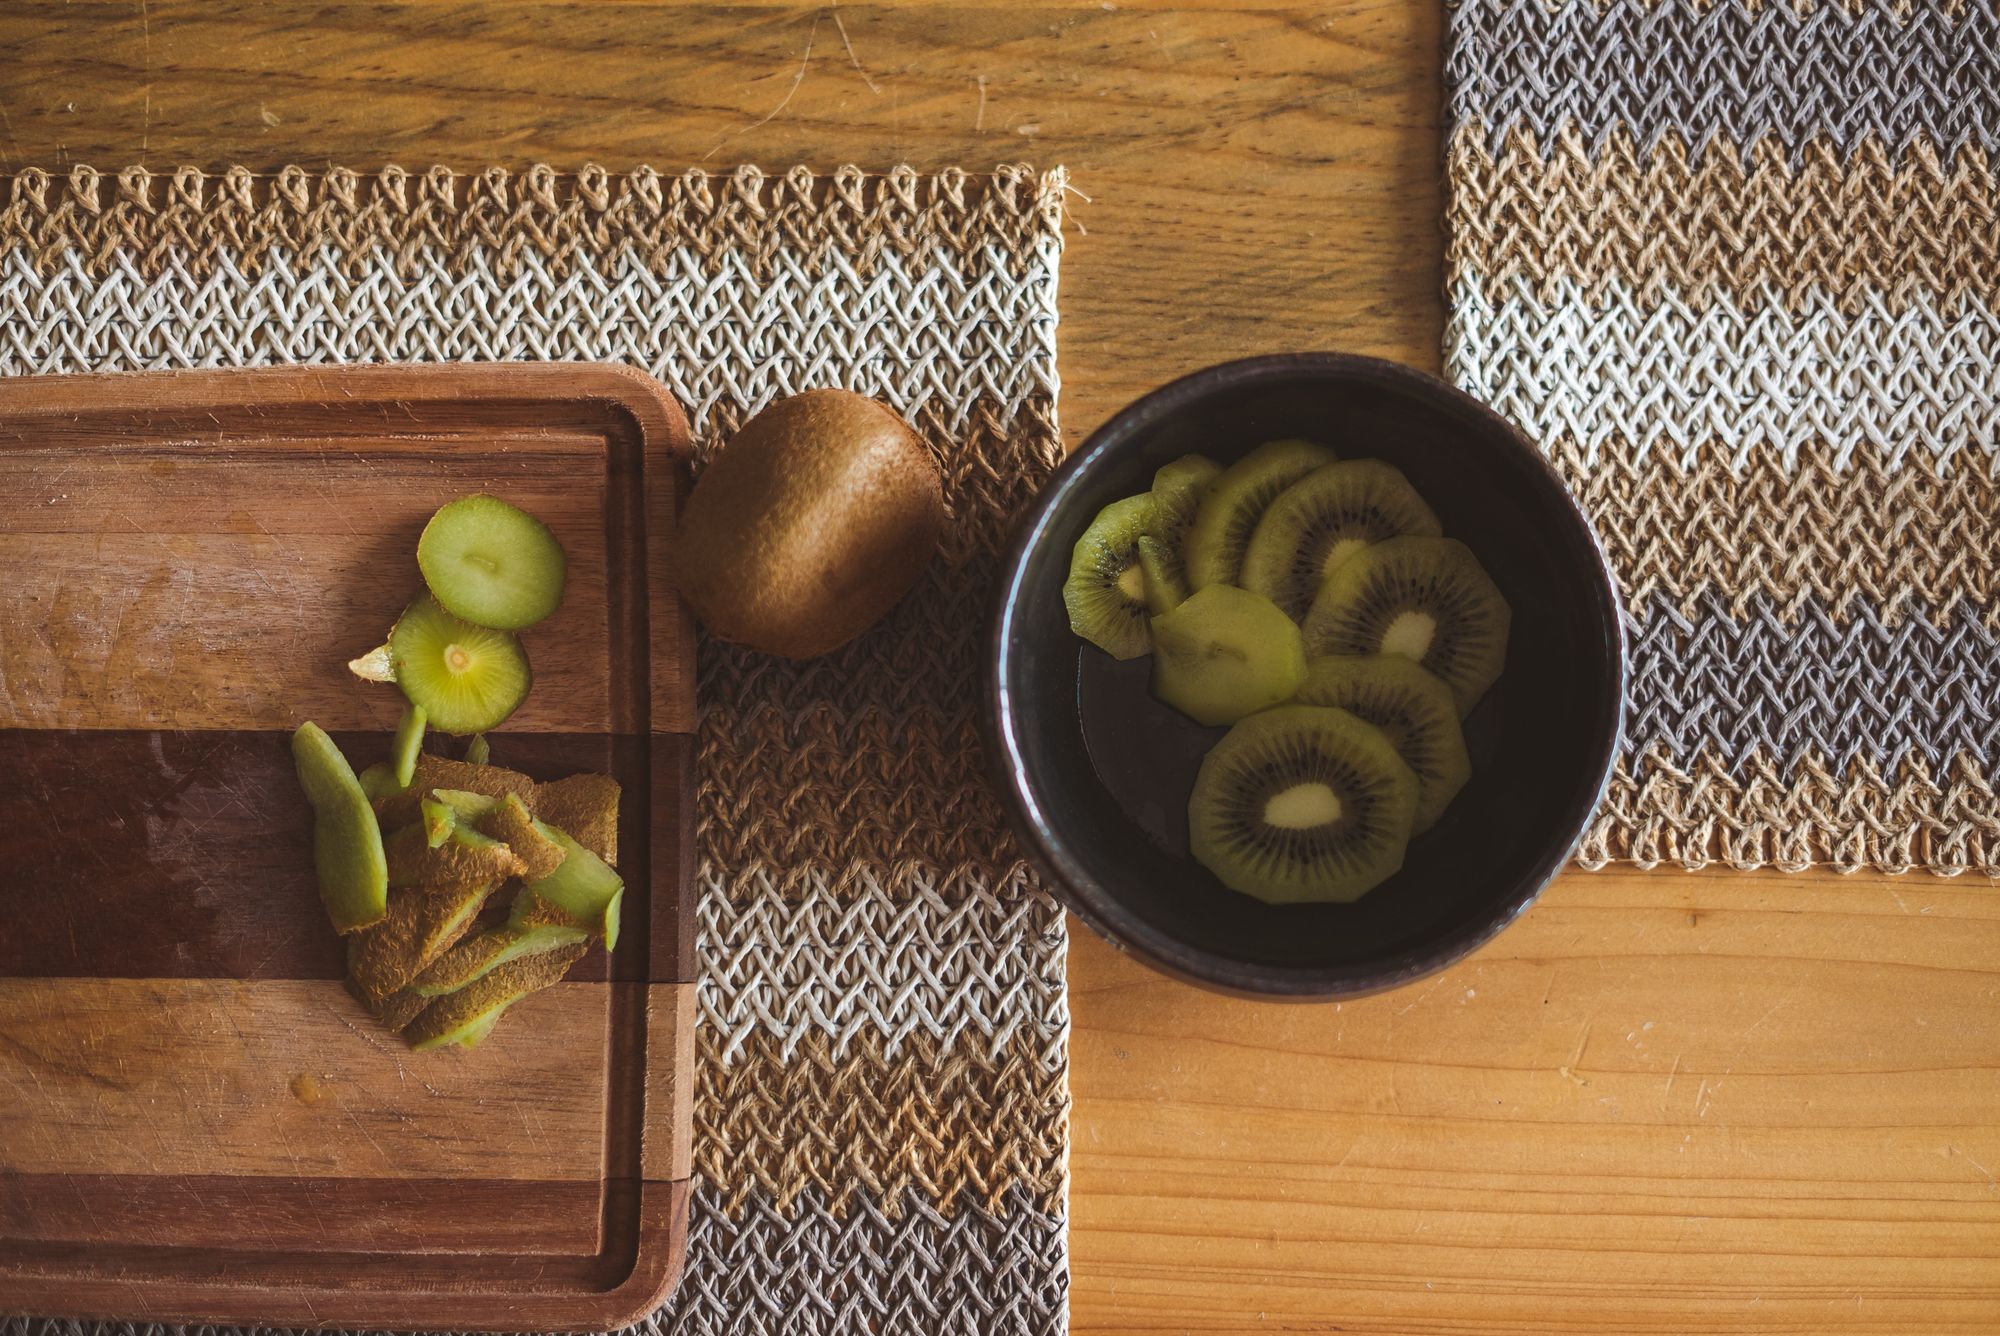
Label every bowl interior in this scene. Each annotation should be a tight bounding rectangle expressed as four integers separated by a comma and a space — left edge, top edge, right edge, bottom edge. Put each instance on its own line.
994, 358, 1624, 995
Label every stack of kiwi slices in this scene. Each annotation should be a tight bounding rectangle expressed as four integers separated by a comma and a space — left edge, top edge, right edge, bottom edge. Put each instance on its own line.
292, 495, 627, 1052
1064, 443, 1510, 904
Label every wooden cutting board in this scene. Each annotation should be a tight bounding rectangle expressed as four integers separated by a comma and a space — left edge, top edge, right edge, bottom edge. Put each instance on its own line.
0, 363, 697, 1331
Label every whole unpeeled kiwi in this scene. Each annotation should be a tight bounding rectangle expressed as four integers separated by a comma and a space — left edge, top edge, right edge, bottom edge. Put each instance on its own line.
671, 390, 944, 658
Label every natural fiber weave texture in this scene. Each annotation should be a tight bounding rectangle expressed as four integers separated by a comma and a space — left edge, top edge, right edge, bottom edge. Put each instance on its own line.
0, 162, 1069, 1334
1446, 0, 2000, 875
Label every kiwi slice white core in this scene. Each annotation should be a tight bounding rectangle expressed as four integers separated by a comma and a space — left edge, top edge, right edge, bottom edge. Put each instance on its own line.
418, 494, 568, 631
1380, 611, 1438, 661
1264, 782, 1342, 830
389, 595, 533, 735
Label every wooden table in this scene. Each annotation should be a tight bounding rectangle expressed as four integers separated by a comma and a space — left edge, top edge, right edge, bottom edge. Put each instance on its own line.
7, 4, 1998, 1331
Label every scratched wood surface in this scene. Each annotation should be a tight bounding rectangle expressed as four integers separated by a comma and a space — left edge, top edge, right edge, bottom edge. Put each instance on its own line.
0, 364, 698, 1330
3, 5, 1998, 1334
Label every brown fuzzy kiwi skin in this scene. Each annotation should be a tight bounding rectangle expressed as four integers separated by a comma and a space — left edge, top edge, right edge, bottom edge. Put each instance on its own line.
347, 881, 496, 1001
383, 822, 525, 889
475, 793, 568, 880
533, 773, 621, 865
669, 389, 945, 659
404, 941, 589, 1049
375, 753, 537, 829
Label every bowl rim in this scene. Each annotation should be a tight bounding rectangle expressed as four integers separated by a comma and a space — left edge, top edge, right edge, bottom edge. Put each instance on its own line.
983, 351, 1629, 1000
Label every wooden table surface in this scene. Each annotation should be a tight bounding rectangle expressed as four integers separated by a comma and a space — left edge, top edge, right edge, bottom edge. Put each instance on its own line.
7, 4, 1999, 1332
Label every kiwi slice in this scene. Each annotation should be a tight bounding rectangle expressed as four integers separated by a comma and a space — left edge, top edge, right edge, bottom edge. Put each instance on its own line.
1063, 494, 1156, 659
515, 825, 624, 949
292, 723, 389, 934
384, 818, 525, 889
1188, 704, 1418, 904
1138, 454, 1222, 612
357, 762, 408, 805
1239, 460, 1443, 622
409, 917, 590, 997
1294, 656, 1471, 832
418, 494, 568, 631
347, 881, 495, 1005
475, 792, 568, 881
420, 797, 457, 849
405, 941, 589, 1052
1150, 585, 1307, 726
389, 595, 533, 736
1186, 439, 1336, 591
1302, 537, 1511, 716
392, 703, 427, 787
534, 773, 622, 866
466, 733, 491, 766
376, 754, 538, 829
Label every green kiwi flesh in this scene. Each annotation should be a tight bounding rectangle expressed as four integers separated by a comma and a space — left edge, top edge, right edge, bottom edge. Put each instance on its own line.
405, 941, 589, 1051
1302, 536, 1511, 716
392, 703, 427, 787
475, 792, 568, 881
1138, 454, 1222, 613
1063, 494, 1157, 659
291, 723, 389, 934
1188, 704, 1418, 904
388, 595, 533, 735
417, 494, 569, 631
1239, 460, 1442, 622
1293, 655, 1471, 832
409, 916, 590, 997
533, 773, 622, 866
515, 826, 625, 950
1185, 439, 1336, 591
1149, 585, 1308, 726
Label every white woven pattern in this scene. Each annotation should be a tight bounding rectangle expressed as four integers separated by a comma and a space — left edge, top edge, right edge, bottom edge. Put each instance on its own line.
1447, 272, 2000, 471
700, 867, 1065, 1065
0, 242, 1060, 431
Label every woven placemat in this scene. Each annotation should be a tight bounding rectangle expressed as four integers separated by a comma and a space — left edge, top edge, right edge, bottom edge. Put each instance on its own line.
1445, 0, 2000, 875
0, 163, 1070, 1335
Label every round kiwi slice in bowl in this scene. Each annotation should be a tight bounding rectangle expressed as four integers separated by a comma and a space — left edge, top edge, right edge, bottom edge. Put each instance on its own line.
1137, 453, 1221, 612
417, 494, 568, 631
1185, 438, 1334, 591
1239, 459, 1442, 622
1188, 704, 1418, 904
1302, 536, 1511, 716
1063, 494, 1156, 659
389, 595, 533, 735
1294, 655, 1471, 832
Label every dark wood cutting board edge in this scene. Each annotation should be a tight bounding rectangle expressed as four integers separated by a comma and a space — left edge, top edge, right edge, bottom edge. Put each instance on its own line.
0, 362, 698, 1333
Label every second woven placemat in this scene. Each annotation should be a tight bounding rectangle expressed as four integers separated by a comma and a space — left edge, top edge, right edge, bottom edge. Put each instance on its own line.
0, 162, 1070, 1335
1446, 0, 2000, 875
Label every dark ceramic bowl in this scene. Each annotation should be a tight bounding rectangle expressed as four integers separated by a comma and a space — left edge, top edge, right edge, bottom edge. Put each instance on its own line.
985, 354, 1625, 999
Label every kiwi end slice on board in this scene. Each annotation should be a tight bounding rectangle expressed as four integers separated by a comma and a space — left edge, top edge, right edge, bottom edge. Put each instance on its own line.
1149, 585, 1308, 727
1294, 655, 1471, 832
1302, 536, 1511, 717
384, 818, 526, 889
347, 881, 496, 1003
1138, 454, 1222, 612
388, 595, 533, 736
409, 917, 591, 997
405, 941, 589, 1052
1064, 493, 1157, 659
417, 494, 569, 631
1188, 704, 1419, 904
533, 773, 622, 866
1238, 460, 1443, 622
1185, 439, 1336, 592
515, 826, 625, 950
292, 723, 389, 934
392, 703, 427, 787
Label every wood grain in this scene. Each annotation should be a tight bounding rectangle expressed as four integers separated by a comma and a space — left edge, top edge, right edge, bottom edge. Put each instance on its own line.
7, 7, 1996, 1336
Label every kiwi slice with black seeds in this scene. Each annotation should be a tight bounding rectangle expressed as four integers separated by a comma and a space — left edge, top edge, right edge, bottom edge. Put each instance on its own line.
1188, 704, 1418, 904
1137, 454, 1222, 613
1294, 655, 1471, 832
1063, 494, 1156, 659
1239, 460, 1442, 622
1302, 536, 1510, 717
1186, 439, 1336, 591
